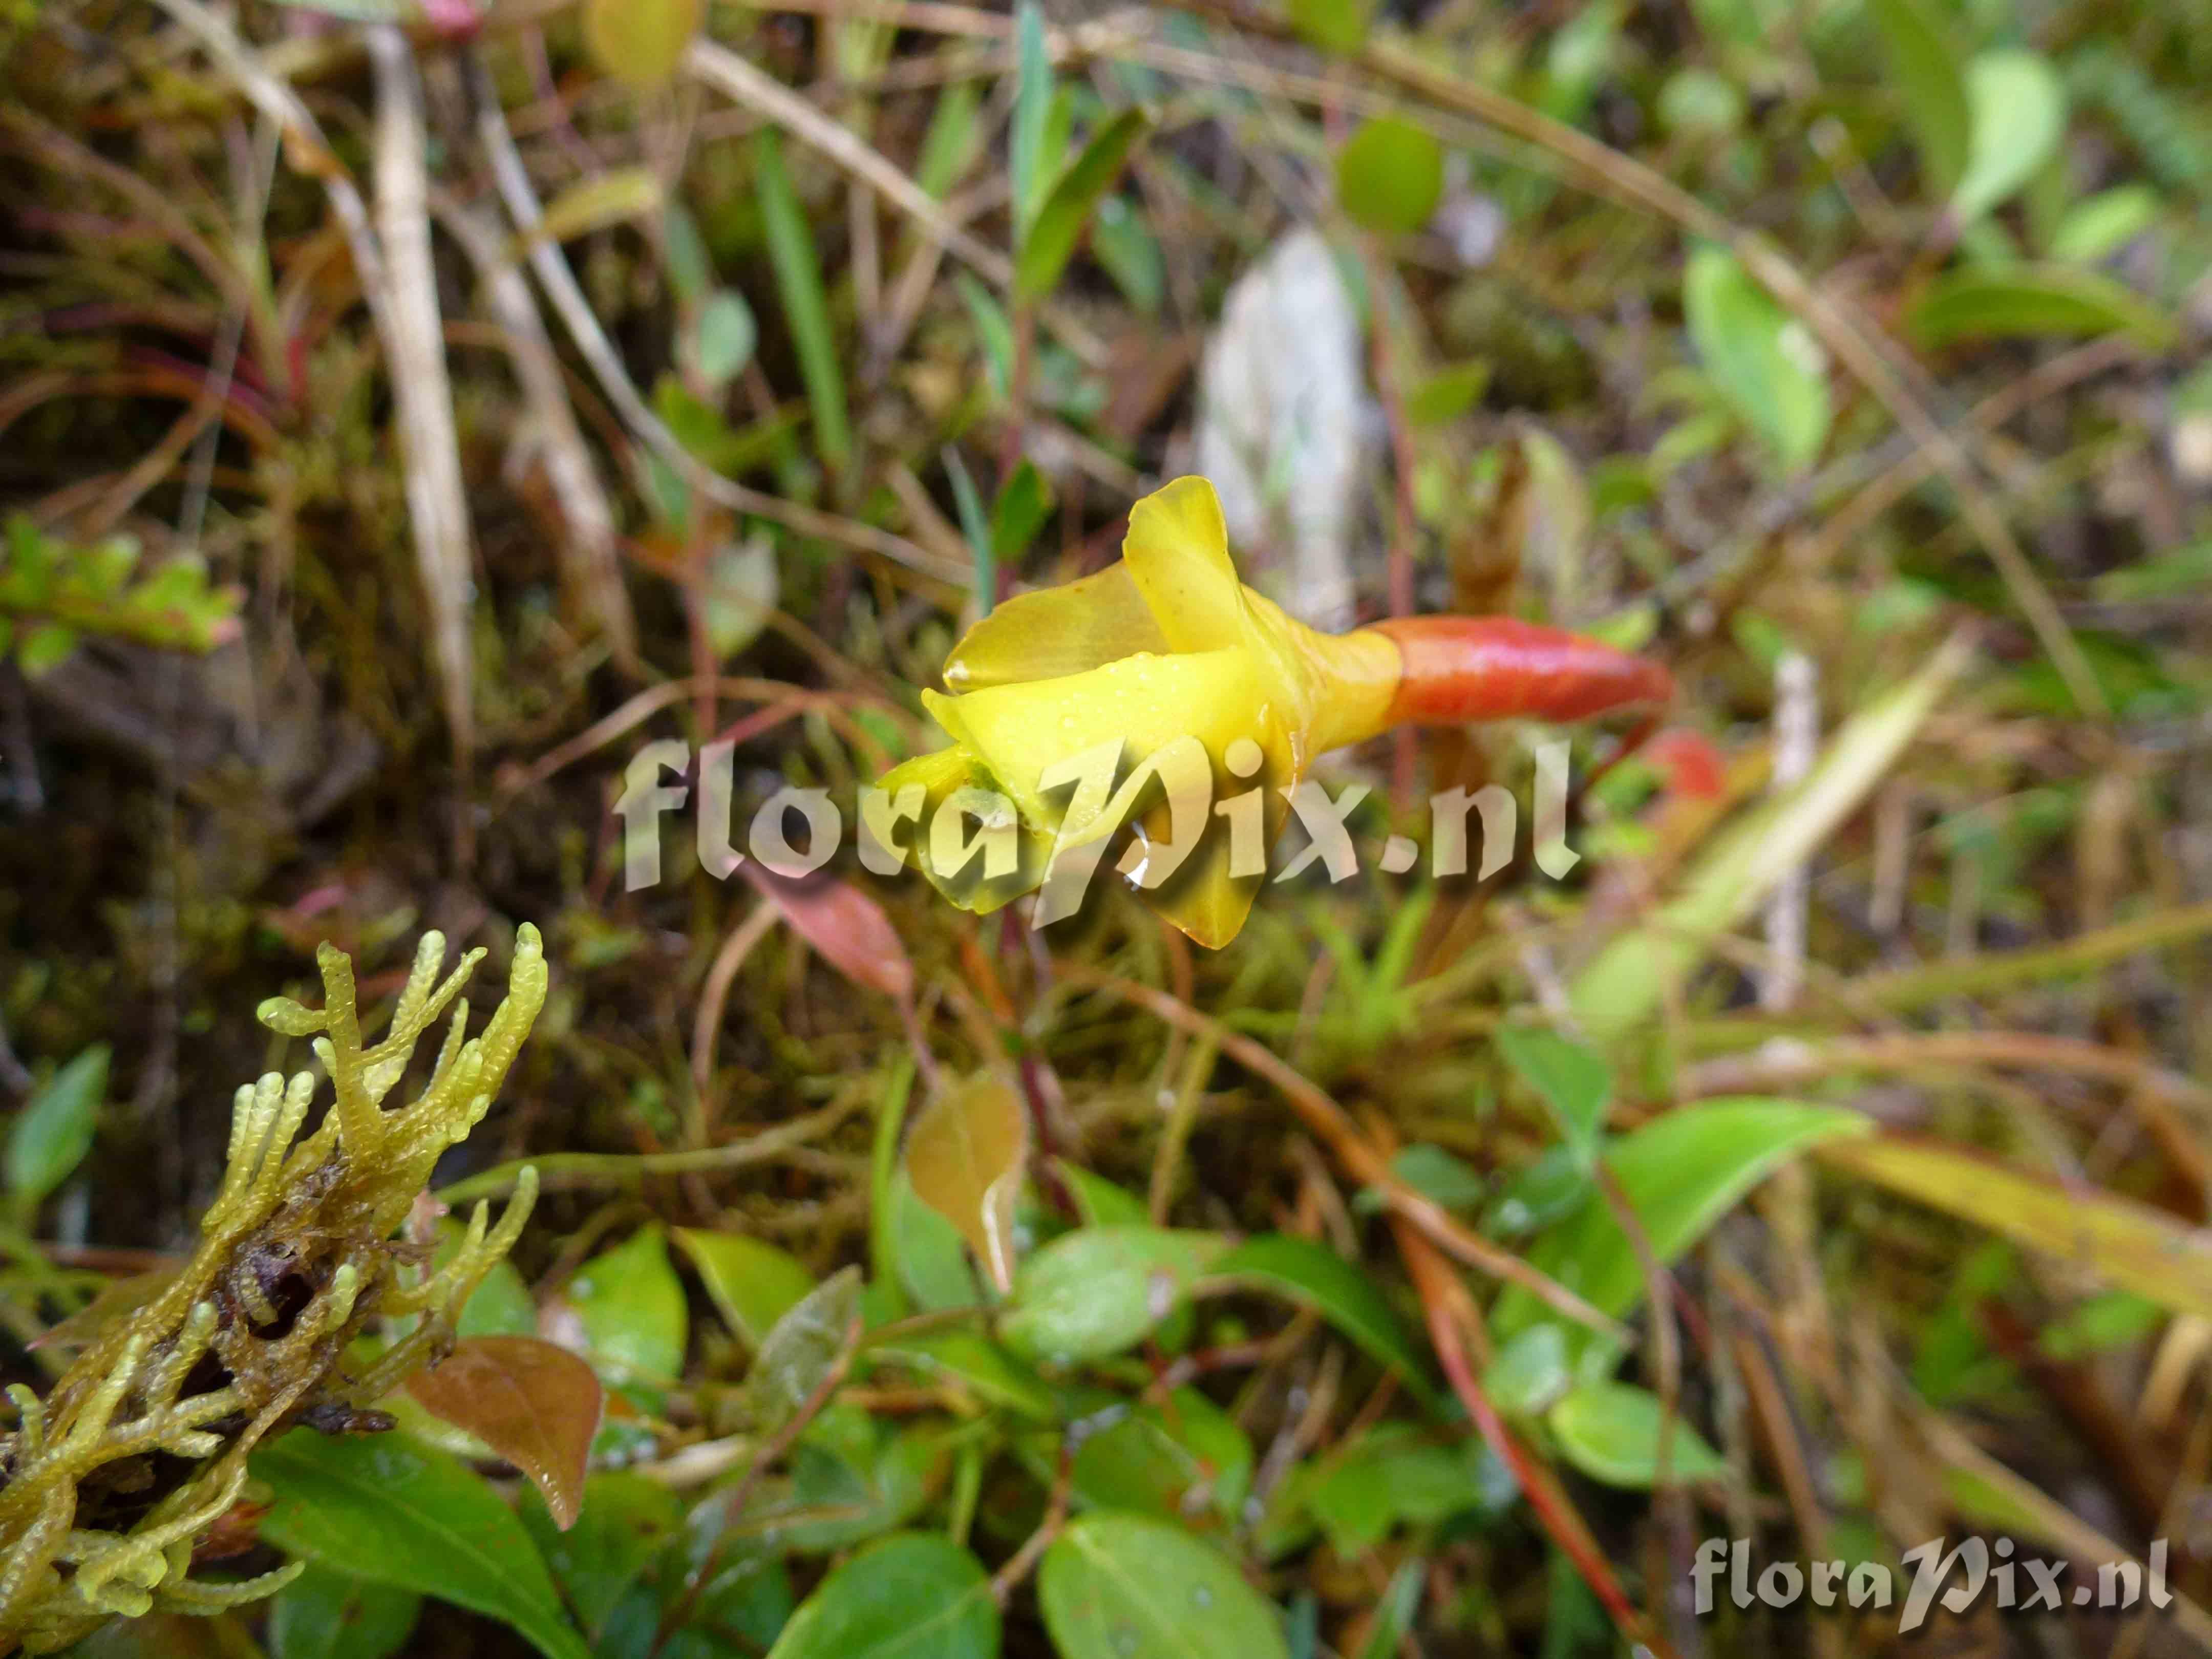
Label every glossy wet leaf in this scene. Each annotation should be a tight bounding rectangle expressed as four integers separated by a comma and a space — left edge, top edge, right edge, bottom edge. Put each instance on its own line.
1908, 265, 2177, 350
1205, 1234, 1443, 1412
1493, 1099, 1869, 1342
1684, 243, 1830, 472
454, 1253, 538, 1339
1952, 51, 2066, 225
583, 0, 700, 90
569, 1225, 688, 1385
1018, 108, 1150, 300
741, 863, 913, 1001
674, 1227, 815, 1349
267, 1562, 420, 1659
518, 1473, 683, 1644
253, 1431, 591, 1659
1494, 1025, 1610, 1168
1038, 1512, 1288, 1659
1335, 118, 1444, 235
752, 1265, 862, 1430
903, 1073, 1029, 1293
1002, 1226, 1228, 1365
1547, 1380, 1730, 1489
1819, 1134, 2212, 1321
1869, 0, 1967, 192
404, 1336, 604, 1530
8, 1043, 105, 1206
1570, 635, 1971, 1040
764, 1532, 997, 1659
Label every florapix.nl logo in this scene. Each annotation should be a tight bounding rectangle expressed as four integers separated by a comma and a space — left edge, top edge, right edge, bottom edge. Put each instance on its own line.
612, 733, 1587, 922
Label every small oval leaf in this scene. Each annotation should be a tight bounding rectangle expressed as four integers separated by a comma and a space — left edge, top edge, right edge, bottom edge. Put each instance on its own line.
1908, 264, 2177, 350
1038, 1512, 1289, 1659
1335, 118, 1444, 236
1547, 1380, 1730, 1489
1002, 1227, 1228, 1366
752, 1265, 862, 1430
741, 864, 914, 1001
404, 1336, 604, 1530
567, 1224, 688, 1385
673, 1227, 816, 1349
904, 1074, 1029, 1293
1951, 50, 2066, 225
765, 1532, 998, 1659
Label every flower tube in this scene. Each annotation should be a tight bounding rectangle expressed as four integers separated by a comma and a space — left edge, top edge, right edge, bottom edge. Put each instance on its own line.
879, 476, 1671, 946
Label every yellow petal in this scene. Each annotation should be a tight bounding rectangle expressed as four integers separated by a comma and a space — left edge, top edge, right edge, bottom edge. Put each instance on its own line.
1120, 476, 1246, 652
878, 745, 1051, 915
942, 564, 1167, 692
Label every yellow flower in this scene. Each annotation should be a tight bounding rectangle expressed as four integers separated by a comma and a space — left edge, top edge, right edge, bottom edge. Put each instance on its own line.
877, 475, 1675, 947
879, 476, 1398, 947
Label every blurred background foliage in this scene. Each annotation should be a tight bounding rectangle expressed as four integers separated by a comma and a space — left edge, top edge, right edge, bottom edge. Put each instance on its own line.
3, 0, 2212, 1652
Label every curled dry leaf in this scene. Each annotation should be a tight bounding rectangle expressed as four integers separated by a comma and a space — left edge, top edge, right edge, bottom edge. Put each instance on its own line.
404, 1335, 605, 1530
903, 1074, 1029, 1294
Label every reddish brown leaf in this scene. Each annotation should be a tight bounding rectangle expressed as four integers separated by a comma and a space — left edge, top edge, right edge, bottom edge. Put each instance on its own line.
403, 1335, 604, 1529
741, 863, 913, 1003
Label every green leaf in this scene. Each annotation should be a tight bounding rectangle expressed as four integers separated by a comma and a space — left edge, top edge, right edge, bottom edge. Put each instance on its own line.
1353, 1562, 1426, 1659
1908, 264, 2177, 350
1038, 1513, 1289, 1659
1204, 1234, 1443, 1412
1683, 243, 1830, 472
1868, 0, 1968, 194
15, 622, 77, 677
1010, 2, 1054, 235
1300, 1428, 1511, 1554
1335, 118, 1444, 236
1017, 109, 1150, 300
1001, 1227, 1228, 1365
1068, 1388, 1252, 1522
674, 1228, 815, 1350
752, 1265, 862, 1430
1405, 359, 1492, 426
1546, 1381, 1729, 1489
268, 1562, 421, 1659
904, 1073, 1028, 1293
583, 0, 701, 91
694, 289, 758, 391
663, 204, 713, 306
1951, 51, 2067, 225
2047, 183, 2160, 263
518, 1473, 682, 1643
1493, 1099, 1869, 1344
1494, 1026, 1610, 1169
1288, 0, 1373, 54
1090, 195, 1165, 315
892, 1166, 986, 1310
989, 460, 1056, 567
871, 1328, 1056, 1419
253, 1431, 591, 1659
765, 1532, 996, 1659
7, 1044, 105, 1207
453, 1253, 537, 1339
753, 130, 852, 472
1482, 1323, 1572, 1416
701, 536, 779, 661
1054, 1160, 1152, 1227
569, 1225, 688, 1385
